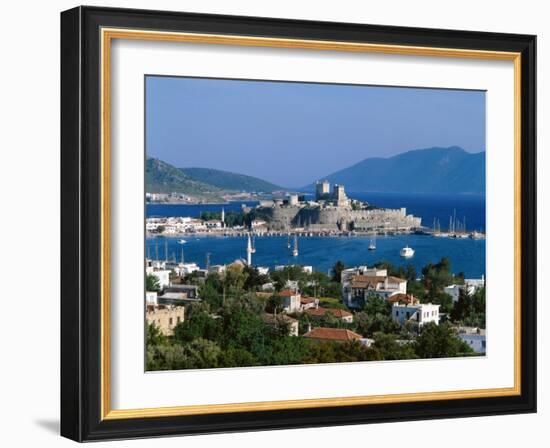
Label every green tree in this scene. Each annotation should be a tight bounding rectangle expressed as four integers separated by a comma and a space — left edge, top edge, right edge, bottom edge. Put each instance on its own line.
372, 332, 418, 360
363, 294, 391, 316
415, 322, 474, 358
331, 260, 345, 282
146, 322, 166, 347
146, 274, 161, 292
450, 287, 486, 328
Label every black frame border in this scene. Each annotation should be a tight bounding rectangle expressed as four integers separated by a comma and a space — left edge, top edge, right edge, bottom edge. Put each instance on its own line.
61, 6, 536, 442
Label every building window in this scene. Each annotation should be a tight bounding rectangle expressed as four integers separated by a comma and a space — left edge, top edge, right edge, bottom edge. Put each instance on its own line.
177, 316, 181, 323
169, 318, 173, 326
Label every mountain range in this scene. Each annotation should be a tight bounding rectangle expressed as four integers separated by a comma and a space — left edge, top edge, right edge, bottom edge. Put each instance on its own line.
305, 146, 485, 195
146, 146, 485, 199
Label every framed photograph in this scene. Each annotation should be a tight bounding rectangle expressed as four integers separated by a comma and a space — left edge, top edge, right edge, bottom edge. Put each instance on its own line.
61, 6, 536, 441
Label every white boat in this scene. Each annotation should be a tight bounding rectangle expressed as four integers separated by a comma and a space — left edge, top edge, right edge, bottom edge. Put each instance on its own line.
368, 236, 376, 251
292, 235, 299, 257
177, 239, 187, 244
400, 246, 415, 258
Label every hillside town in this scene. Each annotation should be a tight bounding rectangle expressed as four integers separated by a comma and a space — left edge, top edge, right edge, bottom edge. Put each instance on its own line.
146, 246, 486, 370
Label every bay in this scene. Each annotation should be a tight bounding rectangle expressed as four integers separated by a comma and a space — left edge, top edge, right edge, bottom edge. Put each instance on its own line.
146, 192, 486, 278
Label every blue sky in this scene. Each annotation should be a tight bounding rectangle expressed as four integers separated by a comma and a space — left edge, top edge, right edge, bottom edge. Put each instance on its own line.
146, 76, 485, 188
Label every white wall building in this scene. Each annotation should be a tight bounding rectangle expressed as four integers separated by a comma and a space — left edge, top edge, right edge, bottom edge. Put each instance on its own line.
278, 290, 302, 313
342, 273, 407, 308
145, 267, 171, 289
145, 291, 158, 306
392, 302, 440, 327
174, 262, 200, 276
444, 276, 485, 302
457, 327, 486, 354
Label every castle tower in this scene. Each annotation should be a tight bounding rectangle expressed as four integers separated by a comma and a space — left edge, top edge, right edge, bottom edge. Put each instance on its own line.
333, 184, 347, 206
315, 180, 330, 201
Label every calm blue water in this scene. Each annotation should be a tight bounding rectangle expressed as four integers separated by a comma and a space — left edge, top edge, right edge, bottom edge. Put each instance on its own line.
146, 234, 485, 278
146, 193, 486, 278
147, 201, 257, 219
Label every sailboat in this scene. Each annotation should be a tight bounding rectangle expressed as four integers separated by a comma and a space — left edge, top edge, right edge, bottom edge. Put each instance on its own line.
368, 235, 376, 251
251, 234, 256, 254
287, 233, 291, 249
292, 234, 299, 257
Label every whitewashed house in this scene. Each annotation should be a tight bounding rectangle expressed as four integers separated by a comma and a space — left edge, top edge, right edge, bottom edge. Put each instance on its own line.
457, 327, 486, 354
145, 267, 171, 289
278, 289, 302, 313
342, 273, 407, 309
392, 302, 440, 327
145, 291, 158, 306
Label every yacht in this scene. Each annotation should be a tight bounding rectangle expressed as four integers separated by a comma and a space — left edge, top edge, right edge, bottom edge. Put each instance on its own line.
177, 239, 187, 244
292, 234, 299, 257
400, 246, 415, 258
368, 236, 376, 251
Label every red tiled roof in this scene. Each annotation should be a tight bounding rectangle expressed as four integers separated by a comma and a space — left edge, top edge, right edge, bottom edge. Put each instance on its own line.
300, 296, 318, 304
351, 275, 406, 288
305, 307, 352, 319
303, 327, 362, 342
279, 289, 299, 297
387, 293, 418, 305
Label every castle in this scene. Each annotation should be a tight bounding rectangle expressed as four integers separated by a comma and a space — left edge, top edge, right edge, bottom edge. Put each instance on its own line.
250, 181, 422, 233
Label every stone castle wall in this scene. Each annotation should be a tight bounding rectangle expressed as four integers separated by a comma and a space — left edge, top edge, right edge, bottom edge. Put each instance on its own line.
256, 205, 422, 232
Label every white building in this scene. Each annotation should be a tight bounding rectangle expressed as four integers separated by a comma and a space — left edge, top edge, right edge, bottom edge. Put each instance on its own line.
392, 302, 440, 327
145, 291, 158, 306
145, 267, 171, 289
457, 327, 486, 354
342, 273, 407, 309
341, 266, 388, 284
174, 262, 200, 276
278, 289, 302, 313
444, 276, 485, 302
257, 266, 270, 276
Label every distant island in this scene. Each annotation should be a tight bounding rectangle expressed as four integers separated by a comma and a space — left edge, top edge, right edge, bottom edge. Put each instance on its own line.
306, 146, 485, 195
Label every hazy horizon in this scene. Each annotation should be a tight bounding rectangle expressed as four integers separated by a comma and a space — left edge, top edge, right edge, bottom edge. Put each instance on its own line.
146, 76, 486, 187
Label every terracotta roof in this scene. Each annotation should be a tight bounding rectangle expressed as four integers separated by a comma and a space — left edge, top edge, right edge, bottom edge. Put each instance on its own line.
279, 289, 299, 297
305, 307, 353, 319
303, 327, 362, 342
351, 275, 406, 288
300, 296, 318, 304
387, 293, 418, 305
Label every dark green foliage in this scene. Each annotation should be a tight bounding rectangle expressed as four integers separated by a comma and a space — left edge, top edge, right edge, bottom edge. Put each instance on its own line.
146, 274, 161, 292
180, 167, 283, 193
363, 294, 391, 316
145, 158, 224, 200
415, 322, 474, 358
450, 287, 486, 328
372, 332, 417, 360
147, 255, 484, 371
331, 260, 345, 282
353, 311, 401, 338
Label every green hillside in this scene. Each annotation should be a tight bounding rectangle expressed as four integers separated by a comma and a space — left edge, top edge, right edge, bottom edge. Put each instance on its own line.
180, 167, 283, 193
145, 158, 224, 201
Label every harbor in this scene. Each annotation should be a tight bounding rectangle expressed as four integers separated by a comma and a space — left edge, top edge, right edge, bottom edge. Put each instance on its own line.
146, 232, 486, 278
